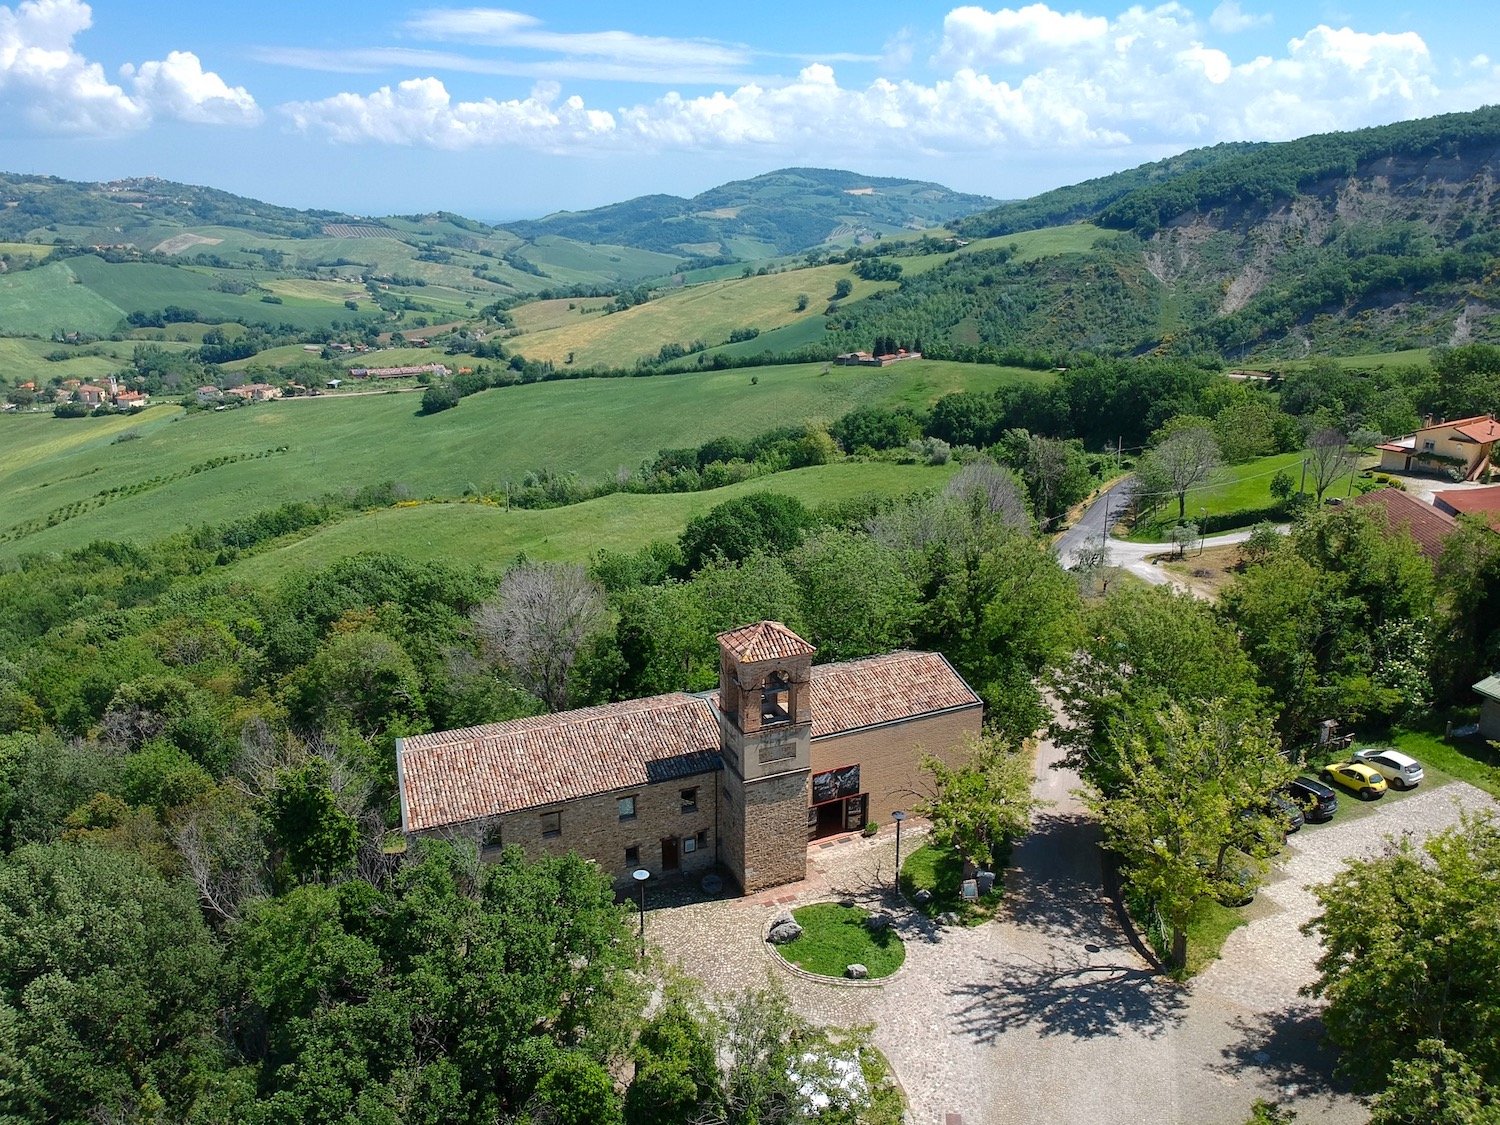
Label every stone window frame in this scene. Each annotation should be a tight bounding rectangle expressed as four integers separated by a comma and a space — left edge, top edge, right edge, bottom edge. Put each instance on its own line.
540, 810, 561, 838
680, 786, 698, 814
618, 794, 637, 822
695, 829, 708, 850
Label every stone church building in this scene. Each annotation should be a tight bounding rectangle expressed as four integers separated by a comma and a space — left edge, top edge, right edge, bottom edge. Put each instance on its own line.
397, 621, 982, 894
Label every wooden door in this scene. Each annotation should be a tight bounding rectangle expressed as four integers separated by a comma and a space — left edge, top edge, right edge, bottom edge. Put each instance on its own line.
661, 837, 679, 871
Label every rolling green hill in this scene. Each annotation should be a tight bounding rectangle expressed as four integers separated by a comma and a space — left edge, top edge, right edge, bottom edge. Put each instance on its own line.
505, 167, 996, 258
221, 461, 958, 584
0, 358, 1038, 560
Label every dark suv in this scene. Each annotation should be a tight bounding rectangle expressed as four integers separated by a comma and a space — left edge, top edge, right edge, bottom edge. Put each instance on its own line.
1286, 776, 1339, 822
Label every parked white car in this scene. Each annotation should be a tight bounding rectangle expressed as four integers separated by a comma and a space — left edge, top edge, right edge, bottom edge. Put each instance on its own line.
1351, 747, 1425, 790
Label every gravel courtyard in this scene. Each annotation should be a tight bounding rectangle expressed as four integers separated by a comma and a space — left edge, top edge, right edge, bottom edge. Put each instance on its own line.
647, 737, 1497, 1124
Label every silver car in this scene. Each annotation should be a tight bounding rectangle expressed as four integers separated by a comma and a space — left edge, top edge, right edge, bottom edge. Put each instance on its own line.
1351, 748, 1425, 790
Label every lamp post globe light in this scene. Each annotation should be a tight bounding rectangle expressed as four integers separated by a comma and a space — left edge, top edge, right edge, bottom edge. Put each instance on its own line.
631, 868, 650, 953
891, 810, 907, 888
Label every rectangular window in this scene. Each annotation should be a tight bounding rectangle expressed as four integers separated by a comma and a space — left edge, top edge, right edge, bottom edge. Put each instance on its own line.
680, 787, 698, 814
540, 811, 561, 838
695, 830, 708, 850
618, 795, 637, 821
682, 834, 697, 854
482, 823, 503, 850
624, 845, 640, 866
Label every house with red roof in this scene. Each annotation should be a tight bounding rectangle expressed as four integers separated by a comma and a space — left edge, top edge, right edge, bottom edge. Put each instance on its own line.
398, 621, 981, 894
1433, 485, 1500, 531
1350, 488, 1460, 563
1377, 414, 1500, 480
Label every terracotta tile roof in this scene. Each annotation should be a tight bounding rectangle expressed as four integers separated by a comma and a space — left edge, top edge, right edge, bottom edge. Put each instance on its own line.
806, 651, 981, 738
399, 649, 980, 833
1351, 488, 1457, 562
1433, 485, 1500, 529
400, 694, 722, 832
717, 620, 816, 663
1454, 419, 1500, 444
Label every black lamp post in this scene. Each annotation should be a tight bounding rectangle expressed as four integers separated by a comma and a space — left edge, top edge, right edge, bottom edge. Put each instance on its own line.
891, 810, 907, 888
631, 868, 649, 954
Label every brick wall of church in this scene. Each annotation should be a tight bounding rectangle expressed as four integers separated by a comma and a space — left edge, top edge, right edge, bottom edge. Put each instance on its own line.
810, 705, 982, 824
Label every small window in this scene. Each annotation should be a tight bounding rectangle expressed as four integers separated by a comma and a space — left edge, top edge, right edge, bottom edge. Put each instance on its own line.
624, 845, 639, 866
680, 787, 698, 814
618, 795, 637, 821
540, 810, 561, 838
1423, 439, 1436, 451
482, 823, 503, 849
695, 830, 708, 849
682, 834, 697, 854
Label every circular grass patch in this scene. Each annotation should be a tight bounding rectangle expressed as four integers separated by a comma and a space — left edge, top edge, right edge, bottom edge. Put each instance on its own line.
773, 903, 905, 980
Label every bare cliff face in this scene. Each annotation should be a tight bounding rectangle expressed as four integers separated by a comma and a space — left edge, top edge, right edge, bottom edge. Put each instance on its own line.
1137, 145, 1500, 357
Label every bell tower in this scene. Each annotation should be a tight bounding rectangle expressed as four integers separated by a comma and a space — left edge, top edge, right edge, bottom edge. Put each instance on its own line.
715, 621, 815, 893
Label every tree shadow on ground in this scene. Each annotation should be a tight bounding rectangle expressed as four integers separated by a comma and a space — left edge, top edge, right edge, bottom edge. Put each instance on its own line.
1003, 811, 1115, 941
1214, 1003, 1353, 1099
948, 950, 1187, 1042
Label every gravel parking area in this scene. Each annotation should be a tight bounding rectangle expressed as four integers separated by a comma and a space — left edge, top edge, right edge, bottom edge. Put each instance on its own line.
648, 746, 1497, 1125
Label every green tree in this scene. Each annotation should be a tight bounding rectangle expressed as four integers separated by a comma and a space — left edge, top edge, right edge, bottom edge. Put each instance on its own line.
1054, 584, 1263, 793
289, 627, 427, 738
677, 493, 816, 574
266, 759, 359, 880
1143, 422, 1221, 521
1434, 517, 1500, 700
231, 842, 639, 1122
788, 530, 917, 661
1223, 504, 1434, 742
420, 382, 459, 414
0, 843, 221, 1122
1304, 813, 1500, 1098
1371, 1040, 1500, 1125
832, 278, 853, 300
1085, 702, 1288, 968
920, 731, 1040, 871
625, 996, 723, 1125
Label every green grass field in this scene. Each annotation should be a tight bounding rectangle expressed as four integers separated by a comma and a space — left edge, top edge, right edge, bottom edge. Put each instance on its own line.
0, 261, 126, 337
0, 243, 53, 263
507, 263, 889, 367
0, 359, 1027, 560
221, 461, 957, 583
1130, 450, 1361, 542
1271, 349, 1433, 372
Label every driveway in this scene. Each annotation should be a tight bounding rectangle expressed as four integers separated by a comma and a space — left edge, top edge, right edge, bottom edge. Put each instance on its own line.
648, 738, 1496, 1124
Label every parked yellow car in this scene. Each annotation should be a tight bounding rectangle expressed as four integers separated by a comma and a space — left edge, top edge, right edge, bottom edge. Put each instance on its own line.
1320, 761, 1388, 800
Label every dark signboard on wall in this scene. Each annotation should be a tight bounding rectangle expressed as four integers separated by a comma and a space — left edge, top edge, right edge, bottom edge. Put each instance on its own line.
811, 764, 860, 804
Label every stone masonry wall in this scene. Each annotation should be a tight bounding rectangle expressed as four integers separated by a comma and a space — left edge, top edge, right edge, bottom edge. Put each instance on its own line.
419, 769, 720, 889
739, 768, 811, 893
810, 706, 981, 825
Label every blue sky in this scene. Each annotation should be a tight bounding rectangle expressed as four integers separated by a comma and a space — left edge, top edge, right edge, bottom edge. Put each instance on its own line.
2, 0, 1496, 220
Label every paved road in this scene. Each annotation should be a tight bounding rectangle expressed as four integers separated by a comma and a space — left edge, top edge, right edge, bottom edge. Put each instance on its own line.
1054, 477, 1137, 569
1054, 478, 1273, 592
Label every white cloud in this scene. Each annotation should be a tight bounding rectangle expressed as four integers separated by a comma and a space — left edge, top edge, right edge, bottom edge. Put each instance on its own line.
124, 50, 261, 126
0, 0, 259, 134
283, 4, 1500, 159
938, 3, 1109, 67
0, 0, 143, 133
1210, 2, 1271, 34
283, 75, 614, 149
404, 7, 751, 73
